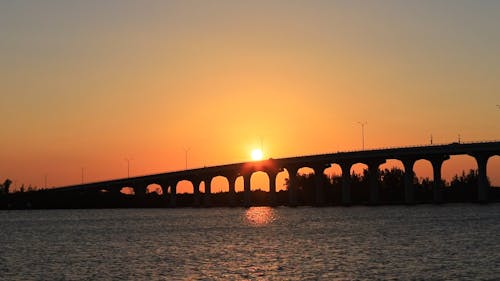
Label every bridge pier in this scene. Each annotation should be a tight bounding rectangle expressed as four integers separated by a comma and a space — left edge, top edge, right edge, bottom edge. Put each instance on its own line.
193, 179, 201, 207
169, 182, 177, 207
161, 181, 177, 207
340, 162, 352, 205
227, 174, 238, 207
472, 153, 490, 203
160, 183, 170, 206
312, 164, 328, 206
429, 156, 449, 204
160, 184, 168, 198
402, 159, 416, 204
368, 160, 385, 205
203, 178, 212, 207
243, 173, 252, 208
286, 166, 299, 207
108, 186, 122, 196
268, 170, 279, 207
133, 184, 147, 198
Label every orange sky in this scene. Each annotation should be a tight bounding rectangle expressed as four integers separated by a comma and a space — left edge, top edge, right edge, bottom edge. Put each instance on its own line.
1, 1, 499, 191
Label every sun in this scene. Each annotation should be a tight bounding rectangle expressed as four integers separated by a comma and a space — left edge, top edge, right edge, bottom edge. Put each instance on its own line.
251, 149, 264, 161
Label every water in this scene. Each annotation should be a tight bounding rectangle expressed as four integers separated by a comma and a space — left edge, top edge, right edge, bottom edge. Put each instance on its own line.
0, 204, 499, 280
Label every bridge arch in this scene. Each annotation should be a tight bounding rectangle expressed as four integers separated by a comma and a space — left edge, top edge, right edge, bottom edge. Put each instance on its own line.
349, 163, 368, 180
413, 159, 432, 181
488, 155, 500, 187
235, 176, 244, 192
297, 167, 315, 176
379, 159, 406, 203
211, 176, 229, 193
250, 171, 270, 192
322, 164, 342, 204
443, 155, 478, 185
349, 163, 369, 203
176, 180, 195, 194
276, 170, 288, 192
146, 183, 162, 195
199, 181, 206, 194
324, 164, 342, 178
442, 155, 478, 202
413, 159, 433, 202
120, 186, 135, 195
296, 167, 315, 194
102, 185, 120, 194
297, 166, 321, 205
379, 159, 406, 186
379, 159, 405, 173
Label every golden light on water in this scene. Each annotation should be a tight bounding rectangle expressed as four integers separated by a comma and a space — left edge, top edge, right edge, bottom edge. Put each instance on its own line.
244, 207, 277, 226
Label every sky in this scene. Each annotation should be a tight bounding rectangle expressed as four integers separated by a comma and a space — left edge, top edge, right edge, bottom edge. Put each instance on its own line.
1, 0, 499, 191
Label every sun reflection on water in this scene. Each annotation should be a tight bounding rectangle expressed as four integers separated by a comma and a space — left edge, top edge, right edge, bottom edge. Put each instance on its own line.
243, 207, 277, 227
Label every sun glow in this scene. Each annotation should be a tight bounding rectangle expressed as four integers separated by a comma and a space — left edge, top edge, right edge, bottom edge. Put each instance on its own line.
251, 149, 264, 161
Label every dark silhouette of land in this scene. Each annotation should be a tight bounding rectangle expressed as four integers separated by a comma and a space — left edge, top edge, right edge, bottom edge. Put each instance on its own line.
1, 168, 499, 209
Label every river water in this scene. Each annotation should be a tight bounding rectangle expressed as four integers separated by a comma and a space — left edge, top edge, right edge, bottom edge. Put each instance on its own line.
0, 204, 499, 280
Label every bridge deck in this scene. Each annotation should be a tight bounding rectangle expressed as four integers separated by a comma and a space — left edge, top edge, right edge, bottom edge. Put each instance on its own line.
52, 141, 500, 192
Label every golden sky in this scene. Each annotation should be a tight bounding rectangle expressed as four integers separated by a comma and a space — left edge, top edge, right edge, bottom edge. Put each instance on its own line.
1, 1, 499, 190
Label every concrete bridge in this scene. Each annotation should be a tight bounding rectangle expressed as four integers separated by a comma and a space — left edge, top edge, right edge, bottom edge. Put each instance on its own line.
53, 141, 500, 207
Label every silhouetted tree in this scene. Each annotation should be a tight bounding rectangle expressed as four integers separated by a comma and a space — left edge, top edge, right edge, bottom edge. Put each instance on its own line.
446, 169, 481, 202
350, 170, 369, 203
379, 167, 405, 202
2, 179, 12, 194
450, 169, 480, 187
296, 173, 315, 204
329, 174, 343, 201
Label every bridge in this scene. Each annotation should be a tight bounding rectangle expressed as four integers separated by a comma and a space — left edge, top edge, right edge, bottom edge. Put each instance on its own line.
53, 141, 500, 207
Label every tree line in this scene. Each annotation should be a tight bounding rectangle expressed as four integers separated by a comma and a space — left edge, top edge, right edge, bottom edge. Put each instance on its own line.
1, 168, 498, 208
290, 167, 492, 205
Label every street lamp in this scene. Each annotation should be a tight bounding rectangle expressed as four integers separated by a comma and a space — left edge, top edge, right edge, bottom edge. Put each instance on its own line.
183, 147, 191, 170
125, 158, 133, 178
81, 167, 85, 184
357, 121, 367, 150
259, 136, 264, 154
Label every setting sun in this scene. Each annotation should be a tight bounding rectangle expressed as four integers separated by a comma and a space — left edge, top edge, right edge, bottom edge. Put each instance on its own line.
251, 149, 264, 161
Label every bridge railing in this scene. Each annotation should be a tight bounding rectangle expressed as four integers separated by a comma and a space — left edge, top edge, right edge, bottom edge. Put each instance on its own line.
280, 140, 500, 159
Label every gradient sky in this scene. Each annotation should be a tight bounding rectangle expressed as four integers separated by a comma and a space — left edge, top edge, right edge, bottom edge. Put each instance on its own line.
1, 0, 499, 191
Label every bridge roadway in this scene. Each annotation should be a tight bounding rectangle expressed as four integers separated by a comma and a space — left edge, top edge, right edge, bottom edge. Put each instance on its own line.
53, 141, 500, 207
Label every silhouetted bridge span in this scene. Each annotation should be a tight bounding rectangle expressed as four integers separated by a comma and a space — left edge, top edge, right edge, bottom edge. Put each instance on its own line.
53, 141, 500, 206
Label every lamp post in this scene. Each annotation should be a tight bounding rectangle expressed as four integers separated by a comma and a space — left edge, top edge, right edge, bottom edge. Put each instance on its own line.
259, 136, 264, 153
81, 167, 85, 184
358, 121, 367, 150
183, 147, 191, 170
125, 158, 133, 178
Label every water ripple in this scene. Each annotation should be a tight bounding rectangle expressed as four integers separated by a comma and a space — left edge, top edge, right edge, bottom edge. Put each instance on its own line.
0, 204, 499, 280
